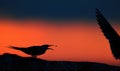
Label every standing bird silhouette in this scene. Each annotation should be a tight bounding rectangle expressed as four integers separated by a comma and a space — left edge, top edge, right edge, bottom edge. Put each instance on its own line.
96, 9, 120, 60
9, 44, 56, 58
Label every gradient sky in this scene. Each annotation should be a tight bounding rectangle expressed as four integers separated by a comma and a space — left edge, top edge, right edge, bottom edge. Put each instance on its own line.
0, 19, 120, 66
0, 0, 120, 66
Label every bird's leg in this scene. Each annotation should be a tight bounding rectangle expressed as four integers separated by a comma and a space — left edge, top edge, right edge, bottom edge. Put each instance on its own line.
32, 55, 37, 58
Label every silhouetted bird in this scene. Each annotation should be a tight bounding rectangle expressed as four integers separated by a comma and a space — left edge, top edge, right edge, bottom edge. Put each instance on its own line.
9, 44, 55, 58
96, 9, 120, 59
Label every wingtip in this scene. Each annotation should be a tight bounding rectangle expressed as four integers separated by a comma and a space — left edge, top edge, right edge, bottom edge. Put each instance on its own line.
96, 8, 99, 11
96, 8, 100, 14
95, 8, 104, 18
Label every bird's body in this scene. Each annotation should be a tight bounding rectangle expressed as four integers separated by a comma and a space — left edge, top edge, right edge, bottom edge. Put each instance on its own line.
96, 9, 120, 59
9, 44, 54, 58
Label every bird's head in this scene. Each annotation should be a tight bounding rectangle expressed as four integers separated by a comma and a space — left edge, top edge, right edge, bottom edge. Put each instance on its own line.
41, 44, 57, 50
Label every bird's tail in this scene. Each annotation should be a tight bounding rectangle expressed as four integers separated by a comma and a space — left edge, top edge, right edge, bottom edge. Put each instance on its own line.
8, 46, 22, 50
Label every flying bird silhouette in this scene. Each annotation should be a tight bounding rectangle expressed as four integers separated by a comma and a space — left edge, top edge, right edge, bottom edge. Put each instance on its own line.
96, 9, 120, 60
9, 44, 56, 58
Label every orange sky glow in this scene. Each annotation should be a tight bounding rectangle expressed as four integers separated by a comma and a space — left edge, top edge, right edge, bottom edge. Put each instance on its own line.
0, 19, 120, 66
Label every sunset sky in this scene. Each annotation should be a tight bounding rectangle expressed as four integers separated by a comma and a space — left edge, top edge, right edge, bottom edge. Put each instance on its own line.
0, 0, 120, 66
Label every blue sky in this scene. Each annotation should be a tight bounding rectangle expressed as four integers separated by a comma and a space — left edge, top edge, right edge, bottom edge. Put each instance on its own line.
0, 0, 120, 21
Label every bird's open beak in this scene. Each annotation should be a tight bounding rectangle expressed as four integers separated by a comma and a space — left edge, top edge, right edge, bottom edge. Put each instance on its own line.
48, 48, 54, 50
49, 45, 57, 47
48, 45, 57, 50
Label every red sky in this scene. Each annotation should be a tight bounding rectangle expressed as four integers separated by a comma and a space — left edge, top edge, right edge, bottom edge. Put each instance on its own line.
0, 19, 120, 66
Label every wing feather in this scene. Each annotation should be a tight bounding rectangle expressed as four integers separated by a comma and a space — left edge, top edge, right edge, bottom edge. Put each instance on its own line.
96, 9, 119, 40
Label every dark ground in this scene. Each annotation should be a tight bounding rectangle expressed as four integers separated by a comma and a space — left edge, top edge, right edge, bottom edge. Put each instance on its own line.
0, 53, 120, 71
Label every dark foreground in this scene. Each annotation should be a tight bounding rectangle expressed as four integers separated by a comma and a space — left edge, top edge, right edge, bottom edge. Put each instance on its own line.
0, 53, 120, 71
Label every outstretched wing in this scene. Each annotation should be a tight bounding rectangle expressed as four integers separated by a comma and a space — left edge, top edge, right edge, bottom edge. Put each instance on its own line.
96, 8, 120, 40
